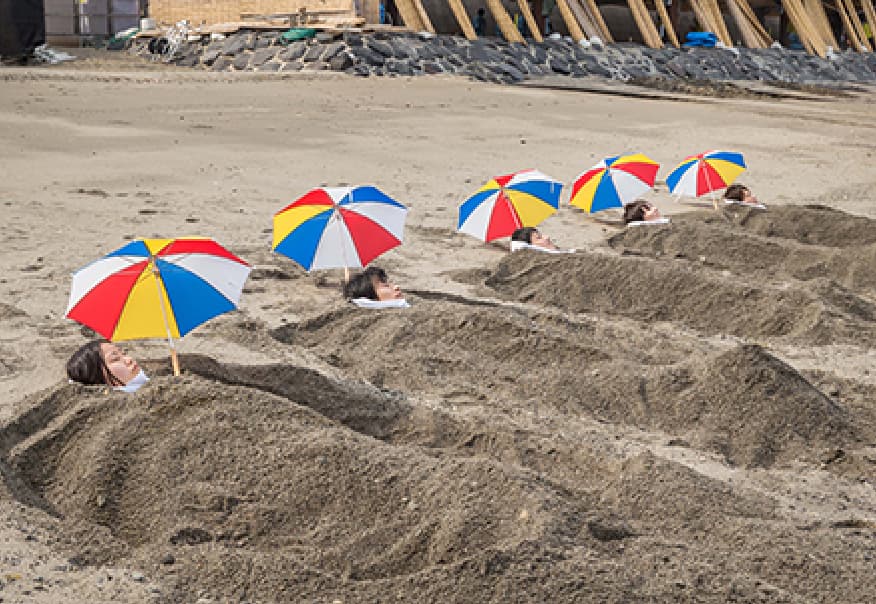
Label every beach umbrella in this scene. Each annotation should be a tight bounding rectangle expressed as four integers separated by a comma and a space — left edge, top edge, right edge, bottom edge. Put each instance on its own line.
66, 237, 252, 375
457, 169, 563, 242
666, 150, 746, 201
273, 186, 408, 274
569, 153, 660, 214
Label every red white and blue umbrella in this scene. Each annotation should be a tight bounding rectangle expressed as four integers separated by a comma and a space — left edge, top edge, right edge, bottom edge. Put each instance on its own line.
457, 169, 563, 242
666, 150, 746, 198
569, 153, 660, 214
273, 186, 408, 271
66, 237, 252, 374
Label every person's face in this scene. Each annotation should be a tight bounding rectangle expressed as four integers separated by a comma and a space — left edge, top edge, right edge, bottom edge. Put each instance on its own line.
741, 188, 758, 204
100, 343, 140, 385
530, 230, 558, 250
372, 277, 403, 301
643, 204, 662, 221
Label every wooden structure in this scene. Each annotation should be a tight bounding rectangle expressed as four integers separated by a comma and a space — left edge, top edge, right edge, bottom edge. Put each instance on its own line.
145, 0, 875, 58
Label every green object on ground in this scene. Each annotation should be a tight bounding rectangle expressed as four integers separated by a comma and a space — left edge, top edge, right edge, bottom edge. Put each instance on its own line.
280, 28, 317, 43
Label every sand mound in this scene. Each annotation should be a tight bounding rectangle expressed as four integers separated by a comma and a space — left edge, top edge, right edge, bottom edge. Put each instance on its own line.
2, 376, 596, 602
724, 204, 876, 248
609, 213, 876, 295
270, 302, 859, 468
2, 367, 871, 602
648, 345, 858, 467
483, 250, 876, 345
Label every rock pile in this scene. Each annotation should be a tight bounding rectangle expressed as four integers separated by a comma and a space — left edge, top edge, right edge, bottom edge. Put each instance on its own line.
129, 29, 876, 85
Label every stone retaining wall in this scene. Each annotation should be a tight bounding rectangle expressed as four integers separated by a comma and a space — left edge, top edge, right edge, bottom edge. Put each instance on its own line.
129, 32, 876, 85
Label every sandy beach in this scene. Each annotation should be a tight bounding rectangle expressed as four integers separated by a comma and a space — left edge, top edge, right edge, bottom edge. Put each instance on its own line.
0, 50, 875, 603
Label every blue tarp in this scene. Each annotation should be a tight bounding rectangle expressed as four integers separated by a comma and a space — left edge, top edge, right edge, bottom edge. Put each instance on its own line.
683, 32, 718, 48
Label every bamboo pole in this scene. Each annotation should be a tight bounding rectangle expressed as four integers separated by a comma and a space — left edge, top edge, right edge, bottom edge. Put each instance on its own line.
568, 0, 600, 38
655, 0, 680, 46
835, 0, 864, 50
394, 0, 425, 31
629, 0, 662, 47
556, 0, 586, 41
726, 0, 760, 46
412, 0, 436, 33
863, 0, 876, 49
448, 0, 478, 40
487, 0, 527, 42
845, 0, 872, 49
689, 0, 717, 38
517, 0, 545, 41
704, 0, 733, 45
583, 0, 614, 41
804, 0, 838, 48
782, 0, 826, 56
735, 0, 773, 45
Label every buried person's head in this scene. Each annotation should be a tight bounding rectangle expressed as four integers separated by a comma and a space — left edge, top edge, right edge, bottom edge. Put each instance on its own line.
343, 266, 403, 301
511, 227, 558, 251
623, 199, 662, 224
724, 183, 760, 205
67, 340, 148, 391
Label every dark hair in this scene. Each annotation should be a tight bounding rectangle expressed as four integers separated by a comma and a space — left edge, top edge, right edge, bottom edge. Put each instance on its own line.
66, 339, 122, 387
623, 199, 651, 224
343, 266, 388, 300
511, 227, 537, 243
724, 183, 748, 202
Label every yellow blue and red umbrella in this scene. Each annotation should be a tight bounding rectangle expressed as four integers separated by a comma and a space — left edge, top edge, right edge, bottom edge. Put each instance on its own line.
273, 186, 408, 271
569, 153, 660, 214
66, 237, 252, 374
666, 150, 746, 198
457, 169, 563, 242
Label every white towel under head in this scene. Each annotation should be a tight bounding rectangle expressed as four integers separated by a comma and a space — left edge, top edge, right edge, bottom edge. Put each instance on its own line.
724, 199, 767, 210
626, 217, 671, 227
351, 298, 411, 309
510, 241, 576, 254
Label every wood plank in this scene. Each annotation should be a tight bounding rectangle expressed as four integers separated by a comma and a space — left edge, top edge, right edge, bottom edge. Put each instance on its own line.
567, 0, 600, 38
517, 0, 545, 41
835, 0, 864, 50
411, 0, 436, 33
736, 0, 773, 46
582, 0, 614, 42
654, 0, 679, 47
726, 0, 762, 47
556, 0, 586, 42
703, 0, 732, 46
486, 0, 526, 42
844, 0, 872, 49
862, 0, 876, 51
447, 0, 478, 40
394, 0, 426, 31
804, 0, 837, 48
628, 0, 662, 47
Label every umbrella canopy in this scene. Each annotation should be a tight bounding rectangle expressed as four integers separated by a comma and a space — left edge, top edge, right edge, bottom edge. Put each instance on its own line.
457, 169, 563, 242
66, 237, 251, 342
666, 150, 746, 198
569, 153, 660, 214
273, 186, 408, 271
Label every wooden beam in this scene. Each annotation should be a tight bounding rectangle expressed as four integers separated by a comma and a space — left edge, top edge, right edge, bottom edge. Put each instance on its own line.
517, 0, 545, 41
863, 0, 876, 50
835, 0, 864, 50
804, 0, 837, 49
556, 0, 586, 41
845, 0, 872, 49
581, 0, 614, 41
654, 0, 680, 46
394, 0, 426, 30
568, 0, 600, 38
628, 0, 662, 47
486, 0, 526, 42
447, 0, 478, 40
411, 0, 436, 33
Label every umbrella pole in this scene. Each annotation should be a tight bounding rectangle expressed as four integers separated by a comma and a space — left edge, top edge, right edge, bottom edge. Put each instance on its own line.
152, 261, 181, 377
